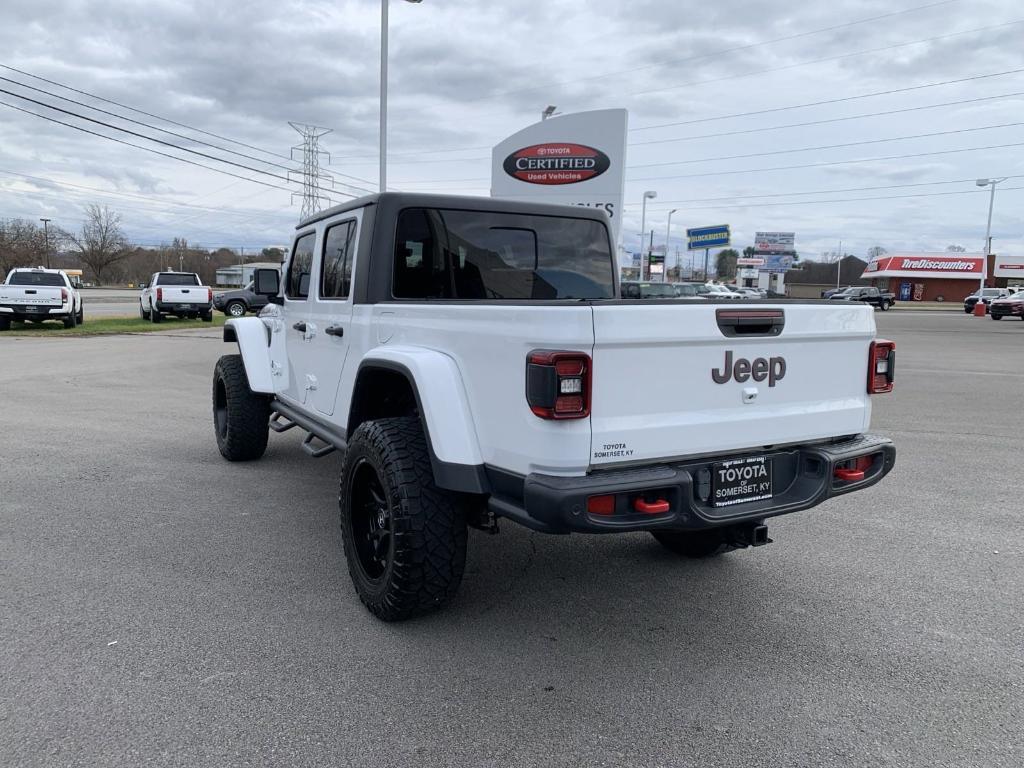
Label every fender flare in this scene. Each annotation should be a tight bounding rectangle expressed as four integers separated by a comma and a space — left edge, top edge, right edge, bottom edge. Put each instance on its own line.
223, 317, 275, 393
354, 347, 488, 494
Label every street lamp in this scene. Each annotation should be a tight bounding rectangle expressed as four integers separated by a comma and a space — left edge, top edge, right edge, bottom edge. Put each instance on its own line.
39, 217, 51, 269
664, 208, 678, 282
541, 105, 559, 121
976, 177, 1007, 295
638, 190, 656, 280
380, 0, 423, 193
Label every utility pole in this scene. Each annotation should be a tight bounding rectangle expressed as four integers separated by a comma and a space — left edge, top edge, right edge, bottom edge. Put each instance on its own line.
703, 248, 710, 281
289, 122, 334, 221
836, 239, 843, 288
40, 218, 51, 269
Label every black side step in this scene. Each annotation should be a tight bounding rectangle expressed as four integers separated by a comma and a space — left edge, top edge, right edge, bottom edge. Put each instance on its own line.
269, 400, 347, 459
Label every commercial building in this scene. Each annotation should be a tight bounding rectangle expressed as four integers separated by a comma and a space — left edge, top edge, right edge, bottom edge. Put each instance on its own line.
861, 252, 1006, 302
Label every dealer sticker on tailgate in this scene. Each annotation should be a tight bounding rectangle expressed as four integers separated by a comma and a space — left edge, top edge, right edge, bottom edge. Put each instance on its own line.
712, 456, 773, 507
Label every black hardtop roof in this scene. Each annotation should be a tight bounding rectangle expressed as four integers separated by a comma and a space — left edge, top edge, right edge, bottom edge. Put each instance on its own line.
296, 192, 612, 230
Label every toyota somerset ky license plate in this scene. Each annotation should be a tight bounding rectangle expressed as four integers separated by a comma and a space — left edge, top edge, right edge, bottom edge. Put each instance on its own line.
711, 456, 773, 507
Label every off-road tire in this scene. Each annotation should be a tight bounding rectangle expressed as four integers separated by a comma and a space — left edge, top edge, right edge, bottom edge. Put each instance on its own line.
339, 416, 467, 621
62, 311, 77, 329
880, 300, 890, 311
212, 354, 269, 461
651, 529, 730, 558
0, 316, 10, 331
226, 301, 246, 318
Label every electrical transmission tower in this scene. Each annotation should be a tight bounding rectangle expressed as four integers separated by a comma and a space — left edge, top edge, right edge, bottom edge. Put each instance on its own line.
288, 122, 334, 221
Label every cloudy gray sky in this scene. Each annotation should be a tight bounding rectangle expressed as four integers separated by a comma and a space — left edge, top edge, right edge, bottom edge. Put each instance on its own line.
1, 0, 1022, 261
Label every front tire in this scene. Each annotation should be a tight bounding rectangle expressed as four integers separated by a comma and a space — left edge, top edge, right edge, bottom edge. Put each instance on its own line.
226, 301, 246, 318
212, 354, 269, 461
651, 529, 729, 558
139, 302, 150, 320
992, 313, 1002, 320
339, 416, 467, 621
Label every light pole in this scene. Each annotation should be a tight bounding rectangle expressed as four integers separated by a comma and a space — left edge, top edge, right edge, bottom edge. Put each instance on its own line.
541, 105, 559, 121
976, 177, 1007, 294
664, 208, 678, 282
39, 218, 51, 269
380, 0, 423, 193
638, 190, 656, 280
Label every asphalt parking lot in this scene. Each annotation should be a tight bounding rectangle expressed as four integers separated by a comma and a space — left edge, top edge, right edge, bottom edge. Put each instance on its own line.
1, 311, 1021, 768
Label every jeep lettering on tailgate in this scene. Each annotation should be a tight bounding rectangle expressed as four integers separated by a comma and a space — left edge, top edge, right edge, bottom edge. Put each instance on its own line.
711, 351, 786, 387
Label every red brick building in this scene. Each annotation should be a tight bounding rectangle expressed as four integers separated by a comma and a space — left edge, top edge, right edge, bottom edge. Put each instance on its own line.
861, 253, 998, 302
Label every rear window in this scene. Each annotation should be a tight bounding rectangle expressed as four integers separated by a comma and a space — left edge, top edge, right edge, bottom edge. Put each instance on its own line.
392, 208, 614, 300
158, 273, 200, 286
9, 272, 64, 287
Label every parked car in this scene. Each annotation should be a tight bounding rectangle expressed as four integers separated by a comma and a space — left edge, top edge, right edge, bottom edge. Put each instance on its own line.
621, 281, 679, 299
963, 288, 1009, 314
0, 267, 83, 330
212, 192, 896, 622
703, 283, 743, 299
139, 272, 213, 323
672, 282, 712, 298
829, 286, 896, 310
821, 286, 853, 299
213, 282, 269, 317
733, 287, 764, 299
988, 292, 1024, 320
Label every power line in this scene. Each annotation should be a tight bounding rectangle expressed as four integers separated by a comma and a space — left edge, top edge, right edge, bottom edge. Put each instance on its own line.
631, 140, 1024, 182
635, 176, 1024, 208
0, 95, 349, 200
462, 0, 961, 103
0, 62, 378, 192
627, 121, 1024, 169
632, 68, 1024, 133
628, 92, 1024, 147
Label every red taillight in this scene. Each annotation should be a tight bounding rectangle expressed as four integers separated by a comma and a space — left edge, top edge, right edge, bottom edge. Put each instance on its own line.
156, 287, 163, 302
868, 339, 895, 394
60, 287, 68, 302
526, 350, 591, 420
207, 287, 213, 302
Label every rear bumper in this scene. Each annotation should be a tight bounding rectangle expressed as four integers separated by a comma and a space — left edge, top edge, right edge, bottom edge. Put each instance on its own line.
156, 301, 212, 313
0, 304, 69, 316
487, 434, 895, 534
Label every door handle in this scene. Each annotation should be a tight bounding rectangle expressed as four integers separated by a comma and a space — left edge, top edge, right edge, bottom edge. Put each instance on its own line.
324, 325, 344, 337
292, 321, 307, 332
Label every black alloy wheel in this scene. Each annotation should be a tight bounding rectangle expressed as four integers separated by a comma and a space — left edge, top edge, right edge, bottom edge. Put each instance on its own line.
349, 459, 392, 580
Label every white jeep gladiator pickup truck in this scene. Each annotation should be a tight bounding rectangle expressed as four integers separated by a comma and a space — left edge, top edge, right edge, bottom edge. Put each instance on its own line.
0, 267, 84, 330
139, 271, 213, 323
212, 193, 896, 621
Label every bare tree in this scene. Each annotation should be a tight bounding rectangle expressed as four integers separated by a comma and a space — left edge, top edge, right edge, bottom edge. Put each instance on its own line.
946, 244, 967, 252
867, 246, 887, 260
0, 218, 47, 278
66, 205, 129, 285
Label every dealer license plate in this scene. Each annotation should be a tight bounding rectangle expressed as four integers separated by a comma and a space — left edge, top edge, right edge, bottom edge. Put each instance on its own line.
178, 304, 192, 310
711, 456, 773, 507
26, 305, 40, 312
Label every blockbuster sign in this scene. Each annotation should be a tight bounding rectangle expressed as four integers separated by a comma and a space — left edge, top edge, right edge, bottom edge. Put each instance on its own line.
491, 108, 629, 246
686, 225, 731, 250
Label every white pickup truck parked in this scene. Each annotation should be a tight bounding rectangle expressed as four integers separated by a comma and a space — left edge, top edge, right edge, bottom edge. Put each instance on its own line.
212, 193, 896, 621
139, 272, 213, 323
0, 267, 84, 330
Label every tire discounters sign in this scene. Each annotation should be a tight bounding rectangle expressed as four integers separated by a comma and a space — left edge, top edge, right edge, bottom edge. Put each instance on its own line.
994, 256, 1024, 277
687, 225, 731, 250
863, 253, 985, 278
491, 109, 628, 245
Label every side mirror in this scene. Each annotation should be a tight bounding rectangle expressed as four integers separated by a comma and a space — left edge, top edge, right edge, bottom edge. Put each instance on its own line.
253, 268, 281, 304
139, 283, 148, 289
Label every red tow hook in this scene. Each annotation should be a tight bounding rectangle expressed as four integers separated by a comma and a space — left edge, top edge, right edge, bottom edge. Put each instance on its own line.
634, 498, 671, 514
834, 467, 865, 482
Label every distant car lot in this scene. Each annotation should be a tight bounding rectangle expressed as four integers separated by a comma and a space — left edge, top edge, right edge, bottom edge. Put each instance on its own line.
0, 311, 1020, 767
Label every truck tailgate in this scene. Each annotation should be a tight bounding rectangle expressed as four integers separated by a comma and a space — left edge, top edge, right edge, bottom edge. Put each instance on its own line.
0, 286, 63, 306
159, 286, 206, 303
589, 302, 875, 467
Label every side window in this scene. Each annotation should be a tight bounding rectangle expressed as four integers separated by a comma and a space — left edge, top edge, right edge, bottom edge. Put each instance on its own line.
321, 220, 356, 300
287, 232, 316, 299
393, 209, 447, 299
